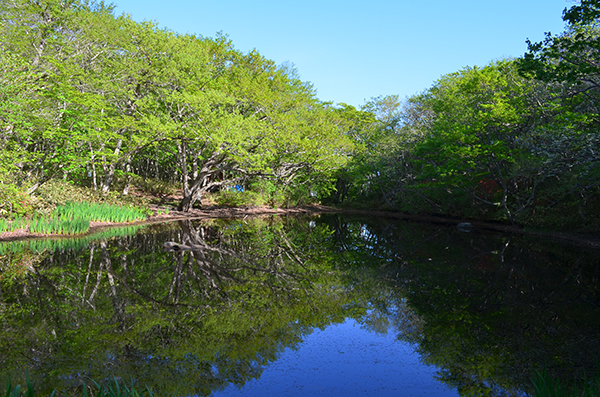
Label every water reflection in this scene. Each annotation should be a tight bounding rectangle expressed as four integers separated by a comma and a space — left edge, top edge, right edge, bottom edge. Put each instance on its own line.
322, 214, 600, 395
215, 318, 456, 397
0, 217, 354, 396
0, 214, 598, 396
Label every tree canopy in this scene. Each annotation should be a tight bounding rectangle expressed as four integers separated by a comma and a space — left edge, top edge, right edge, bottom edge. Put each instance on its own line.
0, 0, 352, 212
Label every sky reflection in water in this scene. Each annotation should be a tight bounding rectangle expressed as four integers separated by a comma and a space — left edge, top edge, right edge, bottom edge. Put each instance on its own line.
214, 318, 457, 397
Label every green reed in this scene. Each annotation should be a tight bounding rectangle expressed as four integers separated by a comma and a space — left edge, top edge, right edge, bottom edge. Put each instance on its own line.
55, 202, 150, 223
6, 216, 27, 232
533, 370, 600, 397
3, 373, 42, 397
0, 202, 149, 238
25, 214, 89, 236
4, 375, 176, 397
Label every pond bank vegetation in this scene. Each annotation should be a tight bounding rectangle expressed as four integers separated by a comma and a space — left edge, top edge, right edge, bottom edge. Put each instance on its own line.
0, 201, 151, 237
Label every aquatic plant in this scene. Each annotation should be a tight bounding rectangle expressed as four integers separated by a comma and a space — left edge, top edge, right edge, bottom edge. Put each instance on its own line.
54, 201, 150, 223
7, 217, 27, 232
0, 201, 150, 238
24, 214, 89, 236
533, 370, 600, 397
4, 375, 177, 397
3, 373, 44, 397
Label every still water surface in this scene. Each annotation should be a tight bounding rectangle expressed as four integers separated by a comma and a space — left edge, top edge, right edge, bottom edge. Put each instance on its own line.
215, 318, 456, 397
0, 214, 598, 396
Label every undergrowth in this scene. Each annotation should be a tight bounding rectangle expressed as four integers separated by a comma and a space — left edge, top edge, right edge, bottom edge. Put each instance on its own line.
533, 370, 600, 397
4, 375, 179, 397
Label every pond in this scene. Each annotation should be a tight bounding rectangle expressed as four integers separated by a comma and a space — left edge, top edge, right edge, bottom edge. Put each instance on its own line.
0, 213, 599, 396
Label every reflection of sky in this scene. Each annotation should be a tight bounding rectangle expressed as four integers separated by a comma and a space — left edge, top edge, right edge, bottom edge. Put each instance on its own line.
212, 318, 458, 397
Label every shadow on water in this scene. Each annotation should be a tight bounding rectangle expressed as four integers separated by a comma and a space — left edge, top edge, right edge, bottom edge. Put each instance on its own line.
0, 214, 598, 396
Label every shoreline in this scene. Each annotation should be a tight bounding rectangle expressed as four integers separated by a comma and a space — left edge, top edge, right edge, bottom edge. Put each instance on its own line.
1, 204, 599, 249
0, 205, 338, 243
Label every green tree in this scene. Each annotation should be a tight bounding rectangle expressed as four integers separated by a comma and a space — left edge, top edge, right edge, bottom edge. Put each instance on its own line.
401, 60, 538, 222
327, 99, 397, 206
0, 0, 112, 191
516, 0, 600, 229
521, 0, 600, 92
0, 48, 35, 182
155, 37, 352, 211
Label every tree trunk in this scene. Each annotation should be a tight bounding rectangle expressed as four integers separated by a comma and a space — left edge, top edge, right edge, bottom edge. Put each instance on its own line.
122, 155, 132, 195
177, 185, 203, 211
90, 143, 98, 191
178, 193, 194, 212
101, 139, 122, 194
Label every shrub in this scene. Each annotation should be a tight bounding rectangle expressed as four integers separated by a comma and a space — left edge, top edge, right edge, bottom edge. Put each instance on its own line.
248, 180, 285, 207
35, 180, 151, 210
213, 189, 264, 207
131, 176, 175, 198
532, 369, 600, 397
0, 184, 32, 219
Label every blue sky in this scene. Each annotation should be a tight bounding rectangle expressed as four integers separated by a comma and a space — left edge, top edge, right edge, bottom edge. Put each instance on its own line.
111, 0, 570, 108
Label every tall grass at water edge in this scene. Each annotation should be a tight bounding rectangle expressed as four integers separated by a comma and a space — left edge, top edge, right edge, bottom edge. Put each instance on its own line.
4, 376, 178, 397
27, 214, 90, 235
2, 217, 28, 232
533, 370, 600, 397
0, 202, 151, 236
54, 202, 150, 223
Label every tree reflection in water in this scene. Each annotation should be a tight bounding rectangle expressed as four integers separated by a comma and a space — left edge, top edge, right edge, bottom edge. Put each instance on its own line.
321, 214, 600, 396
0, 217, 355, 396
0, 214, 599, 396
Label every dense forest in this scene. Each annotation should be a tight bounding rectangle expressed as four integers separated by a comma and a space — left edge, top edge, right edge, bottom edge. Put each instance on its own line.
0, 0, 599, 231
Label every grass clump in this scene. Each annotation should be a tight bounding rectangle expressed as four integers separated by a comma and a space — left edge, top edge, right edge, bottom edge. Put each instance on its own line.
0, 180, 154, 237
4, 373, 48, 397
4, 375, 178, 397
0, 202, 149, 237
6, 217, 27, 232
533, 370, 600, 397
27, 213, 90, 235
55, 202, 150, 223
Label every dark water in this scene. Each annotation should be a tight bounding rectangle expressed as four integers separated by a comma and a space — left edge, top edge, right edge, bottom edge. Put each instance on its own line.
0, 214, 598, 396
